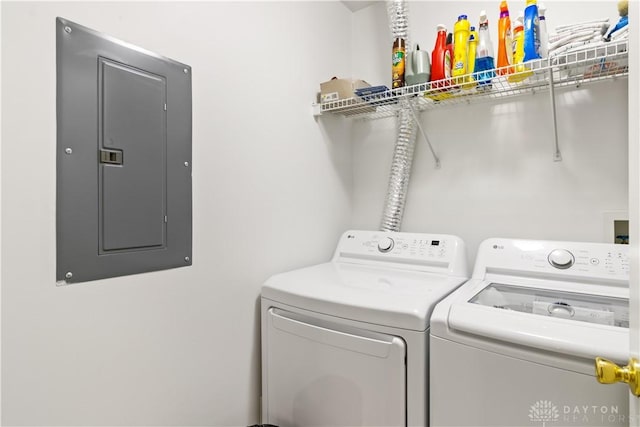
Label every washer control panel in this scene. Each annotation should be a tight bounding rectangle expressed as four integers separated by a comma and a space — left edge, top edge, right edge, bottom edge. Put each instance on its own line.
476, 238, 629, 282
333, 230, 468, 276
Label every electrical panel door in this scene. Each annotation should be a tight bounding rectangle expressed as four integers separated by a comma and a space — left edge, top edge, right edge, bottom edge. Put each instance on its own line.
56, 18, 192, 284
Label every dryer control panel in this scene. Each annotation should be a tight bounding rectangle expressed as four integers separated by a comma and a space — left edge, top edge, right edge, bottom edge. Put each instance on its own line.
332, 230, 468, 277
474, 238, 629, 283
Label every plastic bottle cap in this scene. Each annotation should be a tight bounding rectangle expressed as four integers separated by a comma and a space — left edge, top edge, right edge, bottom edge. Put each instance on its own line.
437, 24, 447, 32
517, 10, 524, 20
458, 14, 467, 20
480, 10, 488, 22
470, 26, 476, 31
539, 3, 546, 14
500, 1, 509, 11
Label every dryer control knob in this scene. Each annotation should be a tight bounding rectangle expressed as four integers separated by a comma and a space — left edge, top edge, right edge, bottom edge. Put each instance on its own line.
378, 237, 395, 253
548, 249, 575, 269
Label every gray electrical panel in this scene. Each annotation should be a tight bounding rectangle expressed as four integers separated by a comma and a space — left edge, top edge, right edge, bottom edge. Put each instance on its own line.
56, 17, 192, 284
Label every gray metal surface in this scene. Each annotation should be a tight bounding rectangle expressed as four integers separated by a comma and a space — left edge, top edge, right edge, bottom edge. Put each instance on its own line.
99, 58, 166, 252
56, 17, 192, 283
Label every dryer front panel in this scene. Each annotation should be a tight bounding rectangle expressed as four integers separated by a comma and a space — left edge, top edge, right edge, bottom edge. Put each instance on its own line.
264, 308, 406, 427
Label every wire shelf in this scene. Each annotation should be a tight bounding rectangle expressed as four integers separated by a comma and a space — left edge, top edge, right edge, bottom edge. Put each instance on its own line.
313, 39, 629, 121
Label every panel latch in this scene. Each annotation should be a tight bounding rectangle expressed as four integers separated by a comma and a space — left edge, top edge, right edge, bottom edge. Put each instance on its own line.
99, 149, 123, 165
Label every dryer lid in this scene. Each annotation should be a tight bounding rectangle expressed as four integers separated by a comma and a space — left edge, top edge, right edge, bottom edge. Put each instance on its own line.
262, 262, 468, 331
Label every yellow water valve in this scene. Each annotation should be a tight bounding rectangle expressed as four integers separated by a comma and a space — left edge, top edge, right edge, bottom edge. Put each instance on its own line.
595, 356, 640, 397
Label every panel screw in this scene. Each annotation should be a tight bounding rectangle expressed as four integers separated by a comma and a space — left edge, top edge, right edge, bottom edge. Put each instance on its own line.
184, 256, 190, 262
65, 148, 73, 154
65, 272, 73, 279
64, 26, 72, 34
183, 68, 189, 74
184, 161, 189, 167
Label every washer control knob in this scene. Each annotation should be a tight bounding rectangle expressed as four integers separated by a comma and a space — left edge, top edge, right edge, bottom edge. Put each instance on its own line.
548, 249, 575, 269
378, 237, 394, 253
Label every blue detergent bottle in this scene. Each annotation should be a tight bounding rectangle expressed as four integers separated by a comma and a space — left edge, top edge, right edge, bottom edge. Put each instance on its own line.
523, 0, 541, 61
475, 10, 496, 88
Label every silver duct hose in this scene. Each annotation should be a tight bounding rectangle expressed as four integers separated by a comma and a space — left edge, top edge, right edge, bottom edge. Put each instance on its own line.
387, 0, 411, 49
380, 0, 418, 232
379, 105, 418, 232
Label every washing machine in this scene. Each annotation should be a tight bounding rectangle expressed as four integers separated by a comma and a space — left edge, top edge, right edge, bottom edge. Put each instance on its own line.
261, 230, 469, 427
430, 238, 630, 427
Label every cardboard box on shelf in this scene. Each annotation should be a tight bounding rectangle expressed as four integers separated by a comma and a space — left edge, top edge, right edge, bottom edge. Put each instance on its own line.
320, 78, 370, 103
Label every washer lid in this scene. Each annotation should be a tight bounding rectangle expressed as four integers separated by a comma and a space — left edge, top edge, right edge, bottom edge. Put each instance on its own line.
471, 283, 628, 327
261, 261, 468, 331
431, 278, 629, 362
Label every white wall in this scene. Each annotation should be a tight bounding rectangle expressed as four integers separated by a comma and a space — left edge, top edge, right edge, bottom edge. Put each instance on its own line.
350, 1, 629, 264
1, 2, 352, 425
1, 1, 630, 425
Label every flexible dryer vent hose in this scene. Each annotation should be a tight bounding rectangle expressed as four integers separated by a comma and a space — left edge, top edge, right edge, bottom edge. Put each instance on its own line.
387, 0, 411, 49
380, 0, 418, 232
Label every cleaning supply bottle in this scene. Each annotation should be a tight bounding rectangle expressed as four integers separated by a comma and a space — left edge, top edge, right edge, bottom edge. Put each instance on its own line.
604, 1, 629, 41
508, 11, 533, 82
464, 27, 478, 88
405, 49, 414, 85
497, 1, 513, 75
392, 37, 406, 89
430, 25, 451, 84
405, 44, 431, 86
538, 3, 549, 58
475, 10, 496, 88
523, 0, 541, 61
452, 15, 470, 85
428, 25, 452, 100
446, 32, 454, 75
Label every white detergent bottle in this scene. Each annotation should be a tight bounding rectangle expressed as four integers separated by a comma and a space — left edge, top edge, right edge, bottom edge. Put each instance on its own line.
538, 3, 549, 58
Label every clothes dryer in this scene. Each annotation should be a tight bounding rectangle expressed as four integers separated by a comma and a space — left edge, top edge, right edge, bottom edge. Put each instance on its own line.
430, 238, 629, 427
261, 230, 469, 427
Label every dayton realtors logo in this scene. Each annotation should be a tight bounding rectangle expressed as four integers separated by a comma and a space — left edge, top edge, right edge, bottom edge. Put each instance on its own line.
529, 400, 560, 426
528, 400, 625, 426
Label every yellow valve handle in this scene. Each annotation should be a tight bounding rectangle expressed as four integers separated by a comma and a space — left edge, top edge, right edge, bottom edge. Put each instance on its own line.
595, 357, 640, 397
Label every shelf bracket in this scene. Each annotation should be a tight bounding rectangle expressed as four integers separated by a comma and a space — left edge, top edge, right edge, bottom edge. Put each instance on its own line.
406, 101, 441, 169
548, 68, 562, 162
